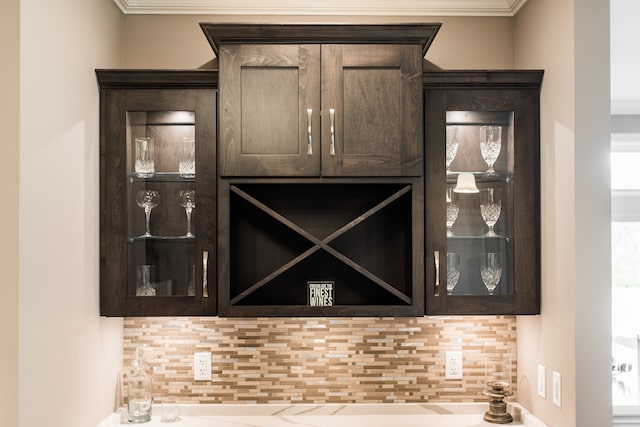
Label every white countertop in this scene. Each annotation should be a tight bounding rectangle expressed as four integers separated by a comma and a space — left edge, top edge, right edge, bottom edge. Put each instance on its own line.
98, 403, 547, 427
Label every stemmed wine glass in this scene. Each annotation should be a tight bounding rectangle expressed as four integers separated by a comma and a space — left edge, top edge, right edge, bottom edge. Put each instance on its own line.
446, 187, 459, 236
135, 190, 160, 237
447, 253, 460, 295
178, 190, 195, 237
480, 252, 502, 295
480, 188, 501, 236
479, 125, 502, 174
446, 125, 459, 174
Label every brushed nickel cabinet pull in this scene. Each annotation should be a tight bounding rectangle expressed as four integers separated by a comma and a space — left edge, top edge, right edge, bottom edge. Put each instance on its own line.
434, 250, 440, 296
202, 251, 209, 298
329, 108, 336, 156
306, 108, 313, 155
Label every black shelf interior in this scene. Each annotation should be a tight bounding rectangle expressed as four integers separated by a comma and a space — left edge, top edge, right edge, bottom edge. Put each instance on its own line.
228, 183, 414, 307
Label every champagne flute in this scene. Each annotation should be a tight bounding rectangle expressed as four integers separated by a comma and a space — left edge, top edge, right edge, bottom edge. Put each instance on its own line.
480, 188, 501, 236
178, 190, 195, 237
446, 187, 459, 236
446, 125, 459, 174
479, 126, 502, 174
447, 253, 461, 295
135, 190, 160, 237
480, 252, 502, 295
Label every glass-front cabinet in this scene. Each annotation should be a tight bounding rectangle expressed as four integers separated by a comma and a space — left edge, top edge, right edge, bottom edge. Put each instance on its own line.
424, 71, 543, 315
97, 70, 217, 316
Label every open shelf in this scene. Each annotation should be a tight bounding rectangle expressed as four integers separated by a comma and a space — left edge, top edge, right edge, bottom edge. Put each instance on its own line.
220, 181, 422, 316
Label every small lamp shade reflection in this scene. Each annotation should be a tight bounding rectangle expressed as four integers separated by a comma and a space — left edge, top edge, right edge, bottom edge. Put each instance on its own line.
453, 172, 479, 193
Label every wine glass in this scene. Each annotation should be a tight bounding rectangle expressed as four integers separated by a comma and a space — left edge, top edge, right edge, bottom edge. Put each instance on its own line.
479, 125, 502, 173
446, 187, 459, 236
447, 252, 460, 295
480, 188, 501, 236
135, 190, 160, 237
178, 190, 195, 237
480, 252, 502, 295
446, 125, 459, 174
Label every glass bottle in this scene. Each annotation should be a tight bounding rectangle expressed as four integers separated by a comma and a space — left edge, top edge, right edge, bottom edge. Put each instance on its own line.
127, 347, 152, 423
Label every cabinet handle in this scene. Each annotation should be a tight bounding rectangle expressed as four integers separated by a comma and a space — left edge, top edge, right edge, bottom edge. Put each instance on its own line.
329, 108, 336, 156
306, 108, 313, 155
434, 250, 440, 296
202, 251, 209, 298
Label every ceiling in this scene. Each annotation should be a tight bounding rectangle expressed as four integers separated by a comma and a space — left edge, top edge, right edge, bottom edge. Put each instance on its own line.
111, 0, 528, 16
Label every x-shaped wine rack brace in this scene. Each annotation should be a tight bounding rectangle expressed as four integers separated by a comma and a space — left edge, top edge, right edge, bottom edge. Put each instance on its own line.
229, 184, 413, 306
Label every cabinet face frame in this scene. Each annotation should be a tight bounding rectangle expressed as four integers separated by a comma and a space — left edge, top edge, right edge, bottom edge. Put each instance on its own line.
424, 71, 542, 315
98, 71, 218, 316
217, 177, 425, 317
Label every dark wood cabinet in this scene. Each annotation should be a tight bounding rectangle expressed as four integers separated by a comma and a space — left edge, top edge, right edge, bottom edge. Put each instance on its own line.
201, 23, 440, 316
97, 70, 217, 316
207, 24, 438, 177
424, 70, 543, 315
96, 25, 543, 318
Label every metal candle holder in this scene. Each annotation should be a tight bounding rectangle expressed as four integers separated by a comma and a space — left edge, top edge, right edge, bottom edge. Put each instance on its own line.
482, 380, 513, 424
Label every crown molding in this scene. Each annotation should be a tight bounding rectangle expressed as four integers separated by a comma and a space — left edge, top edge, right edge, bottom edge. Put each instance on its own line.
112, 0, 528, 16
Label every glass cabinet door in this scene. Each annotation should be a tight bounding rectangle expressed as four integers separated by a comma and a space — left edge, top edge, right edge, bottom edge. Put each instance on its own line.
445, 112, 514, 297
126, 110, 198, 298
98, 71, 217, 317
424, 72, 542, 315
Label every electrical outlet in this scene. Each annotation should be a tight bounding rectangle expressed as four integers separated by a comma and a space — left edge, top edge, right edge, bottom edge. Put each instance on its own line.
552, 371, 562, 407
445, 351, 463, 379
537, 364, 546, 399
194, 352, 212, 381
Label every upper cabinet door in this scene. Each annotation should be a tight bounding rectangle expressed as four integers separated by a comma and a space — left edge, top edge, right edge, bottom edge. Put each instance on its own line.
218, 44, 321, 177
321, 45, 423, 177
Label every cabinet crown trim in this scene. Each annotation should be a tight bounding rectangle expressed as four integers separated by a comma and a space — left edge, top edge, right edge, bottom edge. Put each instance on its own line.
200, 23, 441, 56
96, 69, 218, 89
423, 70, 544, 90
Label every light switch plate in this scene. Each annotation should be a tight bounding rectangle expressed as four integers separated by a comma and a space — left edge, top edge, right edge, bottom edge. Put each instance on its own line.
537, 364, 546, 399
552, 371, 562, 407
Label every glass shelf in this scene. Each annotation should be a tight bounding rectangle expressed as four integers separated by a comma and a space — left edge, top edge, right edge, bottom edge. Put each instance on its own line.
127, 235, 196, 243
446, 171, 513, 183
448, 234, 511, 241
128, 172, 196, 183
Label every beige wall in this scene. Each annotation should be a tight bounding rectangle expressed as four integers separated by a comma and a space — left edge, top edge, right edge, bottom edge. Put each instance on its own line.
515, 0, 612, 426
0, 0, 20, 425
19, 0, 125, 425
122, 14, 515, 69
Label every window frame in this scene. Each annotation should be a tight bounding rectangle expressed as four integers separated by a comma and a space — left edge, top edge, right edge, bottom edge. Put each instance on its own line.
612, 130, 640, 423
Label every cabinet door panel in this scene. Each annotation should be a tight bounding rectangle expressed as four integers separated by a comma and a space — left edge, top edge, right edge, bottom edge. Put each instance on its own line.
322, 45, 423, 177
219, 44, 321, 176
241, 68, 299, 155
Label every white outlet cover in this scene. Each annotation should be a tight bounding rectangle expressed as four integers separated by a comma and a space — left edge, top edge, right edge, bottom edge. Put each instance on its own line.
194, 352, 212, 381
552, 371, 562, 407
537, 364, 546, 399
445, 351, 463, 380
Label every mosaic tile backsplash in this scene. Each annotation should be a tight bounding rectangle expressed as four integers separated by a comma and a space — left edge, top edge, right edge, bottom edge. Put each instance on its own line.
123, 316, 516, 404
